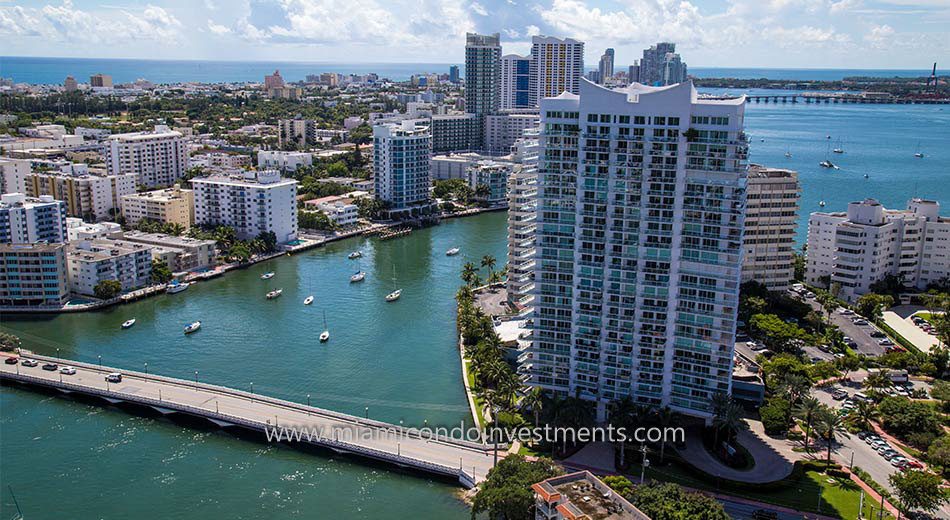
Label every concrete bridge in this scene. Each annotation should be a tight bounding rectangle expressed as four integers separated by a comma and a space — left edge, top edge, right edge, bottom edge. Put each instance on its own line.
0, 352, 496, 488
743, 93, 949, 105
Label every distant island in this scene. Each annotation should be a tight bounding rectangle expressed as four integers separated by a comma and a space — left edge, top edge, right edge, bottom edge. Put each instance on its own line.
693, 74, 948, 99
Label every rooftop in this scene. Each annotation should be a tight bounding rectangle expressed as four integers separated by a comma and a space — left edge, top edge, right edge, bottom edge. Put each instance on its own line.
532, 471, 650, 520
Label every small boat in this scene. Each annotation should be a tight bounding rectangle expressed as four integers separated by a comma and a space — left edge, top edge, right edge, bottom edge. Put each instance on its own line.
386, 289, 402, 302
121, 318, 136, 329
826, 135, 832, 139
261, 272, 275, 280
184, 321, 201, 334
446, 247, 460, 256
833, 148, 844, 154
350, 271, 365, 283
864, 173, 869, 179
784, 150, 792, 158
914, 141, 924, 158
348, 251, 362, 259
819, 160, 839, 170
266, 289, 283, 299
760, 138, 765, 142
303, 295, 314, 305
166, 281, 190, 294
319, 311, 330, 342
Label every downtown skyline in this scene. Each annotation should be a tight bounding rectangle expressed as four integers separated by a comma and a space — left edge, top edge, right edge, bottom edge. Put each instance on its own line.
1, 0, 948, 69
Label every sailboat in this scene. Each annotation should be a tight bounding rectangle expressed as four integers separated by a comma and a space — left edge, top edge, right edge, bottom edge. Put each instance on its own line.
350, 258, 365, 283
833, 138, 844, 154
266, 288, 283, 299
784, 148, 792, 159
385, 265, 401, 302
915, 142, 925, 158
819, 140, 840, 170
319, 311, 330, 342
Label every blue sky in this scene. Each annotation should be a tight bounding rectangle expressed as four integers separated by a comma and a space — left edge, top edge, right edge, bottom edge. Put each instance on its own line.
1, 0, 947, 69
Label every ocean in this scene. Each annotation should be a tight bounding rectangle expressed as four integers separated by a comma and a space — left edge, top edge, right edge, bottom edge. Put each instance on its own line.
0, 56, 936, 84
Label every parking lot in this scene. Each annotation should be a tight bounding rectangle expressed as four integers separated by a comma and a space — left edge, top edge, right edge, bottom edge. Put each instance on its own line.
789, 287, 887, 357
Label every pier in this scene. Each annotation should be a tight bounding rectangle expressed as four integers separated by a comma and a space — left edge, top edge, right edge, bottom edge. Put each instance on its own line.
0, 352, 496, 488
742, 93, 949, 105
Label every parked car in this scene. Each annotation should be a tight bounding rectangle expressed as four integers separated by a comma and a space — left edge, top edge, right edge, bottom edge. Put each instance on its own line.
4, 357, 18, 365
832, 390, 848, 400
20, 358, 38, 367
879, 338, 895, 346
891, 456, 909, 467
840, 309, 855, 316
41, 363, 58, 371
869, 330, 885, 338
858, 431, 871, 440
105, 372, 122, 383
59, 366, 76, 375
903, 460, 924, 469
854, 319, 870, 326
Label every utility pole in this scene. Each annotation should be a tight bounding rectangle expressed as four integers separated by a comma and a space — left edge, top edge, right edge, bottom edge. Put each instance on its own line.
639, 444, 649, 484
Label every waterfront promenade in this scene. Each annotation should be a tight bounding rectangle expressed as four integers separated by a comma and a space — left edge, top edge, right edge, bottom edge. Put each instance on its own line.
0, 351, 496, 488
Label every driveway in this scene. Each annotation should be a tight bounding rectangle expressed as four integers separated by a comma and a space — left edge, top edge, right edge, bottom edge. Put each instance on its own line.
881, 310, 939, 354
676, 420, 796, 483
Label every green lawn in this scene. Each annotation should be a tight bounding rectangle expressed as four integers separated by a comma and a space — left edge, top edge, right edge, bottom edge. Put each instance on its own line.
462, 359, 487, 429
624, 461, 893, 520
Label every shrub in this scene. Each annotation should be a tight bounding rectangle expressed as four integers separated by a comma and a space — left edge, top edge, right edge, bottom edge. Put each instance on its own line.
760, 398, 791, 435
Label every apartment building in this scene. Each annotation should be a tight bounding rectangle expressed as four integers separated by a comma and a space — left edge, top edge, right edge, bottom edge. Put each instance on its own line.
484, 113, 541, 153
106, 125, 188, 188
506, 134, 538, 310
192, 170, 298, 243
0, 157, 30, 194
529, 36, 585, 107
373, 121, 434, 219
806, 198, 950, 301
0, 193, 68, 244
24, 164, 136, 221
119, 231, 216, 272
467, 161, 512, 207
66, 239, 152, 296
65, 218, 122, 241
501, 54, 531, 110
430, 114, 481, 154
465, 33, 502, 118
524, 80, 748, 421
742, 165, 800, 291
0, 243, 69, 307
256, 150, 313, 172
121, 184, 195, 229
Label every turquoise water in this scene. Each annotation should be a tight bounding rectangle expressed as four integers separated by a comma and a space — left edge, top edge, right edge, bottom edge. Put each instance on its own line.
0, 212, 508, 519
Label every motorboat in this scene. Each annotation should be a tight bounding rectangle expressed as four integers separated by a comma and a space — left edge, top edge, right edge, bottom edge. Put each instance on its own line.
350, 271, 365, 283
819, 160, 839, 170
833, 148, 844, 154
385, 289, 402, 302
166, 281, 190, 294
446, 247, 461, 256
266, 289, 283, 299
784, 151, 792, 158
184, 321, 201, 334
261, 272, 275, 280
121, 318, 136, 329
348, 251, 362, 259
819, 200, 826, 207
915, 152, 925, 158
319, 311, 330, 342
304, 295, 314, 305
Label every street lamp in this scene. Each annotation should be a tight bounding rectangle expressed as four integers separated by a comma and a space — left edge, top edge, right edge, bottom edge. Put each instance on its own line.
144, 362, 148, 376
98, 355, 102, 369
194, 370, 199, 390
307, 394, 311, 414
365, 407, 368, 419
639, 444, 650, 484
250, 382, 254, 394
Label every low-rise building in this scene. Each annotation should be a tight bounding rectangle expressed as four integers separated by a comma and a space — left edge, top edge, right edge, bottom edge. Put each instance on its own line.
192, 170, 298, 243
121, 184, 195, 229
189, 152, 252, 169
0, 193, 68, 244
304, 195, 359, 227
65, 218, 122, 241
0, 243, 69, 307
257, 150, 313, 172
431, 152, 505, 181
118, 231, 216, 272
466, 161, 512, 207
0, 157, 31, 194
532, 471, 651, 520
66, 239, 152, 296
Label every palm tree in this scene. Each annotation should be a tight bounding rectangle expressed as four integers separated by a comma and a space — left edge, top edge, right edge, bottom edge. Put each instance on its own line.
778, 373, 812, 427
461, 262, 479, 287
521, 387, 544, 425
713, 399, 745, 445
848, 400, 880, 432
817, 409, 849, 464
864, 370, 892, 393
795, 397, 824, 453
656, 406, 673, 463
481, 254, 497, 275
610, 396, 638, 467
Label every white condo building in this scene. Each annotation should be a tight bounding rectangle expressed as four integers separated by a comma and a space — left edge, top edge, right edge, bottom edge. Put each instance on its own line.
0, 193, 68, 244
66, 239, 153, 296
373, 121, 433, 219
192, 170, 299, 243
23, 164, 136, 222
529, 36, 585, 107
805, 198, 950, 302
507, 132, 539, 310
501, 54, 532, 110
523, 80, 749, 421
742, 165, 800, 291
0, 157, 31, 194
257, 150, 313, 172
107, 125, 188, 188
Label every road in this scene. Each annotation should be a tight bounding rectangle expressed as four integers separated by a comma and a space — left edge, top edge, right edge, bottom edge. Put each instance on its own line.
0, 352, 496, 486
793, 290, 885, 357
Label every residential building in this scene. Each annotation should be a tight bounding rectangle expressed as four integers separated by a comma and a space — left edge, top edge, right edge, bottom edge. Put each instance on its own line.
598, 48, 615, 84
307, 196, 359, 227
638, 43, 688, 86
189, 152, 251, 169
257, 150, 313, 172
501, 54, 531, 110
465, 32, 502, 117
121, 184, 195, 229
66, 239, 152, 296
430, 114, 481, 154
0, 193, 68, 244
0, 243, 69, 307
431, 152, 499, 181
373, 121, 434, 219
192, 170, 299, 243
63, 76, 78, 92
467, 161, 512, 207
120, 231, 216, 272
529, 36, 585, 107
264, 70, 285, 89
805, 198, 950, 302
24, 164, 136, 221
89, 74, 113, 88
742, 165, 800, 291
65, 218, 122, 241
524, 80, 748, 421
629, 62, 640, 84
484, 113, 541, 153
506, 134, 538, 310
0, 157, 30, 194
449, 65, 460, 84
532, 471, 651, 520
106, 125, 188, 188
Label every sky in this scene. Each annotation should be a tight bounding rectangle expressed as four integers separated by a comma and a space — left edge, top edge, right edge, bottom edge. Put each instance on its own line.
0, 0, 947, 69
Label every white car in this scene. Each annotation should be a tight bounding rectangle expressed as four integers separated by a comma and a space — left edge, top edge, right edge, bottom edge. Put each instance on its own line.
60, 366, 76, 375
21, 358, 38, 367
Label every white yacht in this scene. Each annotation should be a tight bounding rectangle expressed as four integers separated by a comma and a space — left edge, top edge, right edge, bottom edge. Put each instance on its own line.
319, 311, 330, 342
261, 272, 275, 280
348, 251, 362, 260
266, 289, 283, 299
166, 281, 190, 294
303, 295, 314, 305
350, 271, 365, 283
446, 247, 460, 256
184, 321, 201, 334
121, 318, 136, 329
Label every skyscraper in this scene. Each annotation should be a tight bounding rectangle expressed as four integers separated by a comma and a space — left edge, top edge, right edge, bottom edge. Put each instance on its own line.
742, 165, 800, 292
523, 80, 749, 421
449, 65, 460, 84
598, 48, 615, 84
529, 36, 584, 107
501, 54, 532, 109
373, 121, 434, 219
638, 43, 688, 86
464, 33, 502, 117
628, 62, 640, 84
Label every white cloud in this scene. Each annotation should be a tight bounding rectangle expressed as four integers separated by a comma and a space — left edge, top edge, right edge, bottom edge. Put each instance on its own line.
830, 0, 862, 13
470, 1, 488, 16
207, 19, 231, 34
0, 1, 183, 43
765, 24, 851, 47
525, 24, 541, 37
864, 23, 895, 46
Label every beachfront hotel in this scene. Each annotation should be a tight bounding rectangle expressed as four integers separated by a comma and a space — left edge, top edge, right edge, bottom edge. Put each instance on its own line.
192, 170, 299, 243
106, 125, 188, 188
522, 79, 748, 421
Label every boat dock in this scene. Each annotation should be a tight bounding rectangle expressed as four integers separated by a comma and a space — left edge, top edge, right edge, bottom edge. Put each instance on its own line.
0, 351, 495, 488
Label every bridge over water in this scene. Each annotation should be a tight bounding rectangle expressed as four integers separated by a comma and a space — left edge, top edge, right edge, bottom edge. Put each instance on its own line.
0, 352, 496, 488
